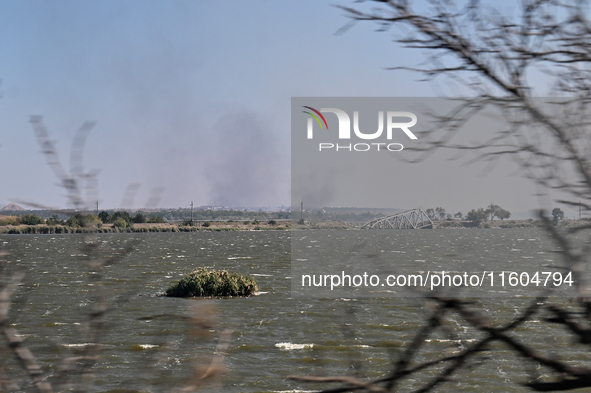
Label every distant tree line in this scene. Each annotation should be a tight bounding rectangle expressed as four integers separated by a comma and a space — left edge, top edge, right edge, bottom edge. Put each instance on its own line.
97, 211, 161, 228
158, 209, 290, 222
0, 208, 292, 222
424, 207, 450, 221
423, 203, 511, 225
0, 206, 576, 228
465, 203, 511, 225
304, 209, 380, 223
0, 212, 152, 228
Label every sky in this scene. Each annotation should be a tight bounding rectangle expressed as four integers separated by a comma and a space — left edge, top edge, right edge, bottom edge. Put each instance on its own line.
0, 0, 580, 218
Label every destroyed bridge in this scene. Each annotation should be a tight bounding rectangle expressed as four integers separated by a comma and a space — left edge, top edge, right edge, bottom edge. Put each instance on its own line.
360, 208, 433, 229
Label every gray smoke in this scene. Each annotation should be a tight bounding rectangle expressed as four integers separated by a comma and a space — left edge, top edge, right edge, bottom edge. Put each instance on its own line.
205, 111, 286, 208
292, 168, 338, 210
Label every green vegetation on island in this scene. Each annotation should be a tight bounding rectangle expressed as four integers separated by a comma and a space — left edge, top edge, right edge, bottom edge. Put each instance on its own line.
165, 268, 258, 298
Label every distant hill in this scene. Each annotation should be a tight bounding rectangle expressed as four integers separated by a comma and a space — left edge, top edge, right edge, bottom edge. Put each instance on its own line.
1, 203, 25, 211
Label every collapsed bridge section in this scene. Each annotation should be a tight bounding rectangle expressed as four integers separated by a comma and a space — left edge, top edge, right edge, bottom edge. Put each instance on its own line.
360, 208, 433, 229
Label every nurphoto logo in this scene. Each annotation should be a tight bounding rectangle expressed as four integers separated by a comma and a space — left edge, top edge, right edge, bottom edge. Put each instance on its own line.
302, 106, 418, 152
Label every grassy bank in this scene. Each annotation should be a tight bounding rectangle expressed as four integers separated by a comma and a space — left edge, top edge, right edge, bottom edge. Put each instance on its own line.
435, 219, 586, 229
0, 221, 291, 234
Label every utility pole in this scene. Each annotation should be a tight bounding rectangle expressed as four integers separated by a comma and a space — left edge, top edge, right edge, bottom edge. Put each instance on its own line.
191, 201, 194, 225
96, 201, 99, 216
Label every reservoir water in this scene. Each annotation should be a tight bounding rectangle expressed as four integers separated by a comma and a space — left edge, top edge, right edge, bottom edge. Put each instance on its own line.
0, 229, 586, 392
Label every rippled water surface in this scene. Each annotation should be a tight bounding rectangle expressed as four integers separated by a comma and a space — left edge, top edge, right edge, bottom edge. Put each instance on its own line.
1, 230, 585, 392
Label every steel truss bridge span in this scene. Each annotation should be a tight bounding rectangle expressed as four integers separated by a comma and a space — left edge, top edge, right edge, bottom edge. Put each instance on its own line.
360, 208, 433, 229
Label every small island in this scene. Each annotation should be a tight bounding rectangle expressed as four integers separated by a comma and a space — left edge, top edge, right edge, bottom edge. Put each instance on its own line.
165, 268, 258, 298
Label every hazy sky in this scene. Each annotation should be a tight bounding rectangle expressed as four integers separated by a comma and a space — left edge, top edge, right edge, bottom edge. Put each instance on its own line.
0, 1, 577, 218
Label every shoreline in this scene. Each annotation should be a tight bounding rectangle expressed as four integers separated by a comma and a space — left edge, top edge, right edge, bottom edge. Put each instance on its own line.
0, 221, 291, 234
0, 219, 586, 234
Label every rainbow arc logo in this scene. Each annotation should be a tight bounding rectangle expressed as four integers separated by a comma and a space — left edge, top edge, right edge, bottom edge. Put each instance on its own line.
302, 106, 328, 130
